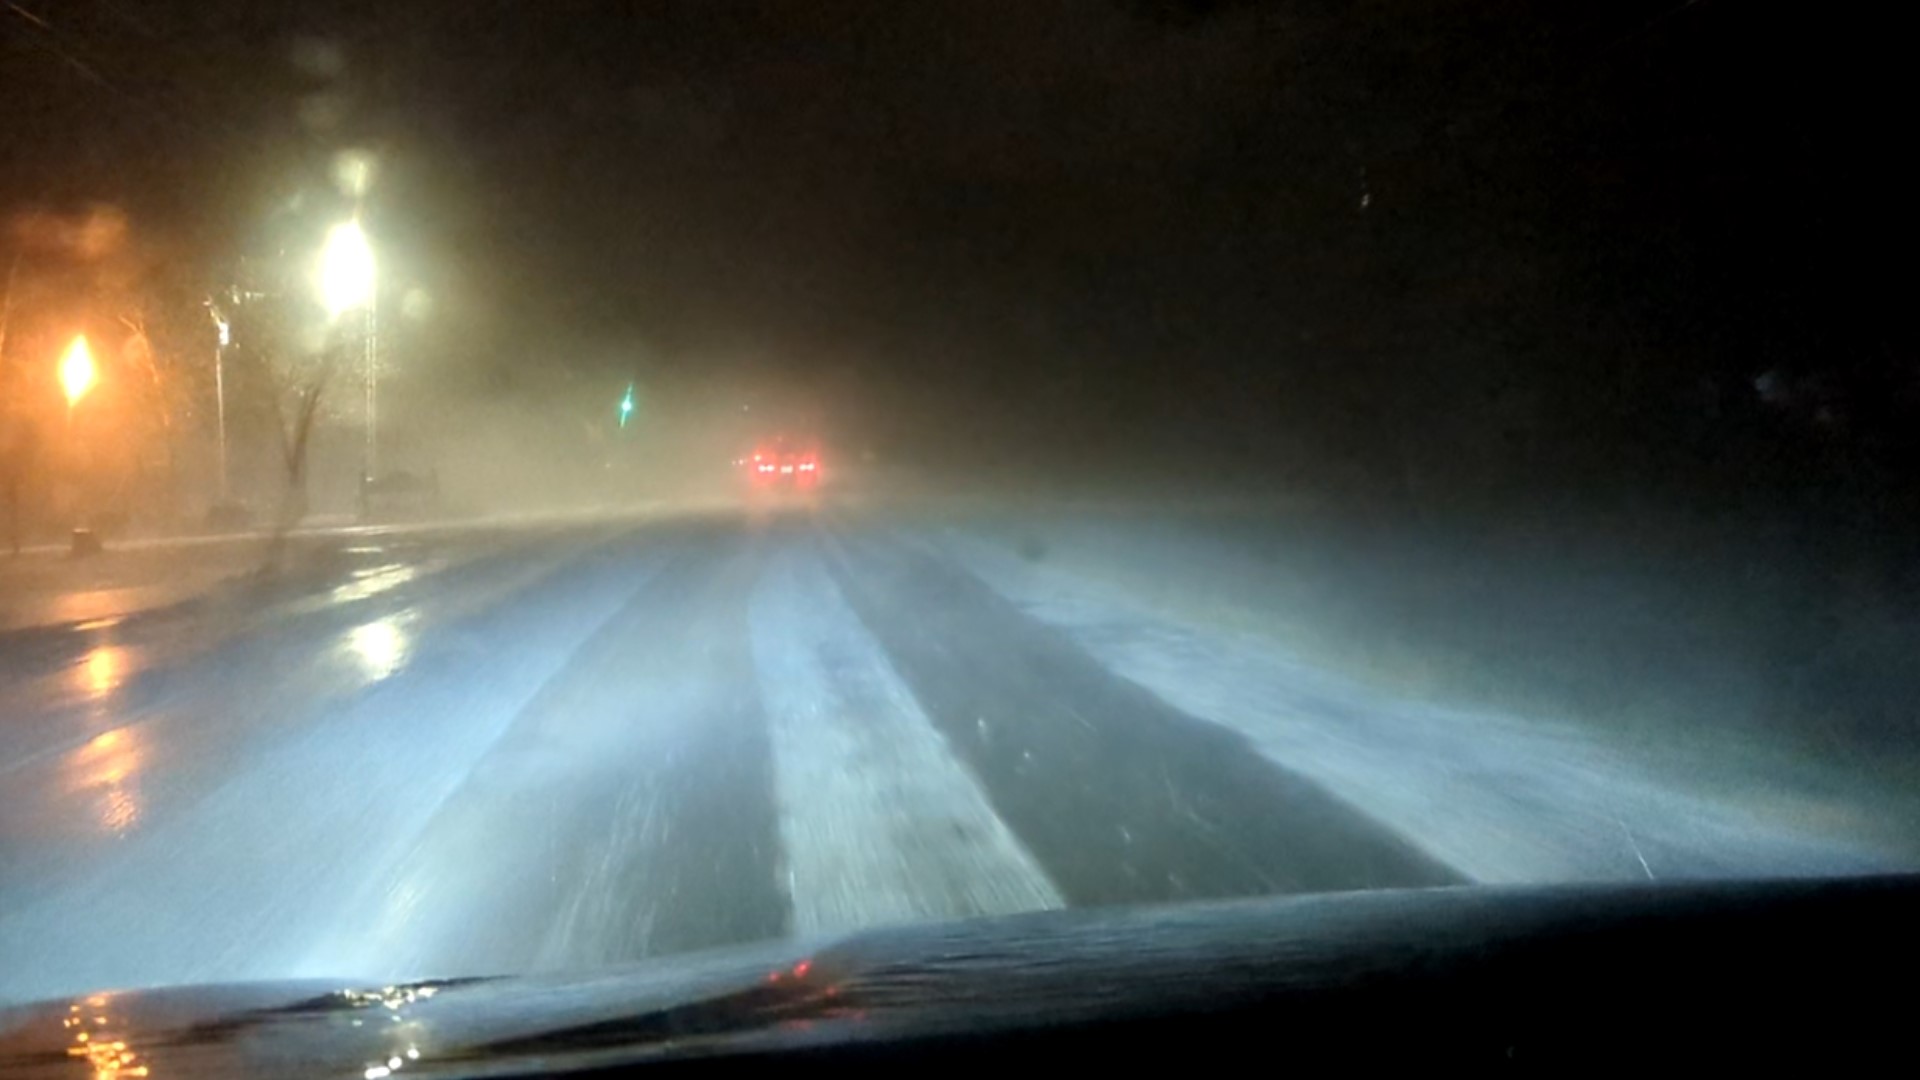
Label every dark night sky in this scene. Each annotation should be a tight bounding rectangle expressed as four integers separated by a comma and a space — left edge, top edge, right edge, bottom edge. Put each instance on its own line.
2, 0, 1910, 492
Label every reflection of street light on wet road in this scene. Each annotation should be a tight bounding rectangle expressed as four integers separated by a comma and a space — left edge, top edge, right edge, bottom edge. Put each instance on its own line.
318, 218, 380, 476
59, 334, 96, 413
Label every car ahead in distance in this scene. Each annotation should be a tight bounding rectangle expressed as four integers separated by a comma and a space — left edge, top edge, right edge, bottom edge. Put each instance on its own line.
741, 439, 823, 492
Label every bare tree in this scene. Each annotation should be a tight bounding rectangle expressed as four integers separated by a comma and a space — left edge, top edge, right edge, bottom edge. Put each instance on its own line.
271, 348, 342, 525
209, 251, 359, 569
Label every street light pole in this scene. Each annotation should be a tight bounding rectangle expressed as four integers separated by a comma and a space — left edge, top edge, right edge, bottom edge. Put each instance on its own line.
317, 217, 376, 481
58, 335, 97, 537
364, 295, 377, 479
216, 340, 229, 500
210, 308, 230, 501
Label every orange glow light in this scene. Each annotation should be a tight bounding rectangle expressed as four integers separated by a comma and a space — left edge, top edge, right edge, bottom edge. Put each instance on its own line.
60, 335, 97, 407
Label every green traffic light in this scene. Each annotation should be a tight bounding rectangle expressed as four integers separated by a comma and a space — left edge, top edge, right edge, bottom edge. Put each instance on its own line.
619, 382, 636, 428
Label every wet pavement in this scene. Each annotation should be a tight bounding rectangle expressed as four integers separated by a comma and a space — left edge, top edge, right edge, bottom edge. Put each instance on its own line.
0, 509, 1894, 1004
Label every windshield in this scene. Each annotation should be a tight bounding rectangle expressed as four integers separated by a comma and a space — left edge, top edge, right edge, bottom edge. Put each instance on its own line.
0, 0, 1910, 1006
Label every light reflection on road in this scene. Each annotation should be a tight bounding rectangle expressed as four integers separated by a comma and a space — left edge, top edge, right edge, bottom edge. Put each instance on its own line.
63, 727, 146, 836
74, 644, 135, 703
47, 589, 152, 631
284, 556, 434, 617
345, 615, 414, 682
330, 564, 421, 605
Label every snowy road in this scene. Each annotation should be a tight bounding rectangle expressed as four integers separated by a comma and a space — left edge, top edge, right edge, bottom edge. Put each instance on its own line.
0, 509, 1893, 1004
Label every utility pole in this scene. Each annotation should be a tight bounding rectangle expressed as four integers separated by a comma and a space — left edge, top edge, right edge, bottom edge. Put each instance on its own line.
209, 299, 231, 501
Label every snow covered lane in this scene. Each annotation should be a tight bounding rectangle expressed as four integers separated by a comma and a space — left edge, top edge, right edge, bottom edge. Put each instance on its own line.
941, 528, 1898, 884
750, 535, 1061, 938
18, 507, 1851, 1009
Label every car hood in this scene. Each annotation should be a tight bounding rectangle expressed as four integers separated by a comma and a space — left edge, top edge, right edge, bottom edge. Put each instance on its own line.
2, 875, 1914, 1076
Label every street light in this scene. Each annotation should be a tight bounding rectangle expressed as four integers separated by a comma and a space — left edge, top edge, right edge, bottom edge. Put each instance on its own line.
59, 335, 96, 410
316, 218, 379, 476
317, 219, 375, 320
57, 334, 99, 549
